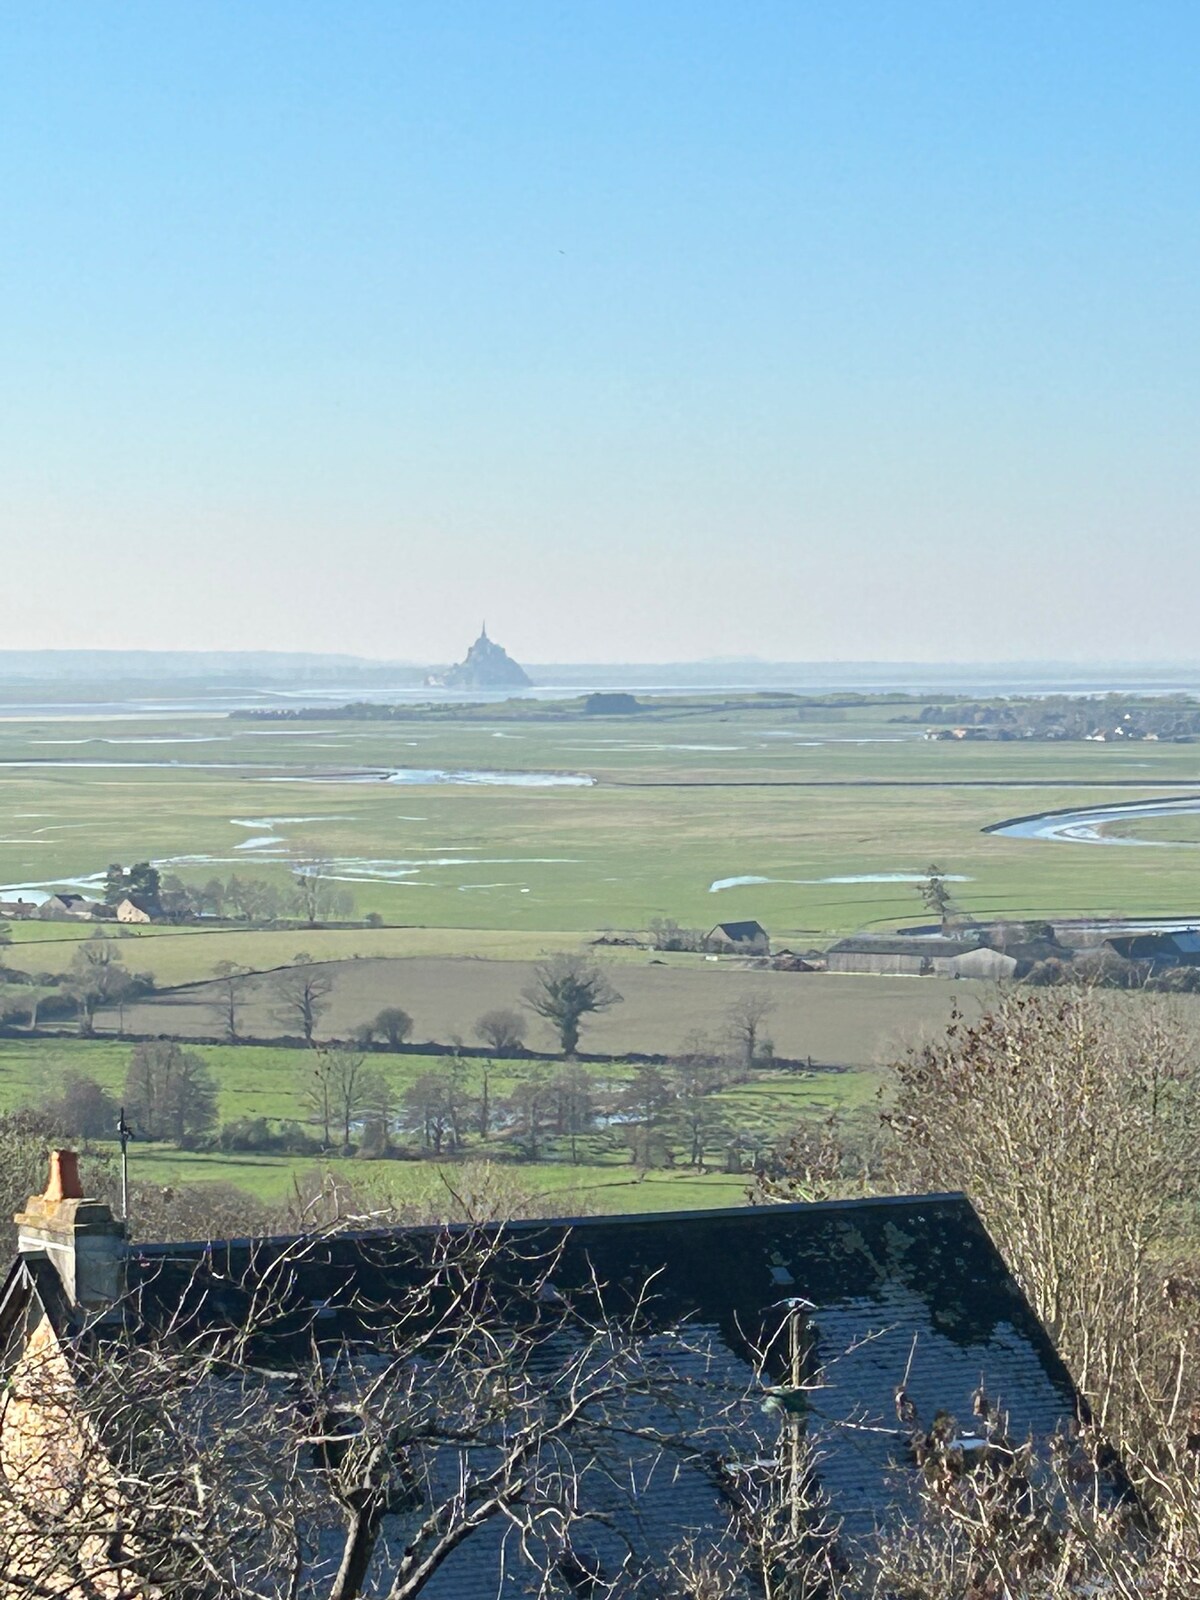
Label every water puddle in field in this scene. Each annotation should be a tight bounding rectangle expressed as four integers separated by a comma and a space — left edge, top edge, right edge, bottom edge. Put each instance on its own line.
0, 758, 593, 786
709, 871, 973, 892
288, 767, 595, 788
320, 856, 577, 882
0, 760, 255, 770
988, 795, 1200, 845
31, 735, 231, 746
229, 814, 355, 828
566, 740, 743, 752
759, 732, 915, 743
0, 848, 575, 899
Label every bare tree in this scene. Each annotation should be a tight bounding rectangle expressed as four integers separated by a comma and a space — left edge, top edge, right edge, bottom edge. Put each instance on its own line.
312, 1045, 373, 1151
291, 854, 333, 927
64, 934, 133, 1037
475, 1007, 526, 1054
358, 1068, 398, 1153
648, 917, 704, 952
549, 1064, 596, 1164
303, 1050, 334, 1147
226, 875, 283, 924
272, 953, 334, 1044
725, 990, 776, 1070
372, 1006, 413, 1049
521, 953, 622, 1056
670, 1076, 730, 1171
503, 1070, 553, 1161
210, 959, 250, 1043
884, 990, 1200, 1457
123, 1041, 219, 1147
400, 1069, 471, 1156
41, 1073, 119, 1141
291, 854, 356, 928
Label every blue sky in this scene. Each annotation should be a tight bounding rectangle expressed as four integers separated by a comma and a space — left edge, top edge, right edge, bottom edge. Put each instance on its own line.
3, 2, 1198, 661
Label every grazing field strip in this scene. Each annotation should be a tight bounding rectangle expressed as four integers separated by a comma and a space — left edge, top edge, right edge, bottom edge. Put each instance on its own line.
0, 1034, 885, 1210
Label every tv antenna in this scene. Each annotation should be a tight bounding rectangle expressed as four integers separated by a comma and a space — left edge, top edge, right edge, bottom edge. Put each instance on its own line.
117, 1106, 133, 1222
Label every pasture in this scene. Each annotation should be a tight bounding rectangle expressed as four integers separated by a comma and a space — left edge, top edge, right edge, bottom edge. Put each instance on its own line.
0, 1031, 884, 1210
4, 695, 1200, 1216
3, 699, 1200, 957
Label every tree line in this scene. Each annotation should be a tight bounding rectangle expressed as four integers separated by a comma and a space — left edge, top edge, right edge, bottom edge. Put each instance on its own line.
37, 985, 780, 1172
100, 857, 359, 926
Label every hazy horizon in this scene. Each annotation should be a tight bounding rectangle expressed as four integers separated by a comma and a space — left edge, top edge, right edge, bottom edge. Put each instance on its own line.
4, 645, 1200, 674
6, 3, 1199, 660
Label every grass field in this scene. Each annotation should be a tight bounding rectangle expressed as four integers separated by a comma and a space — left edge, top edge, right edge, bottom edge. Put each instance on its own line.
0, 1033, 883, 1209
4, 700, 1200, 956
1105, 814, 1200, 845
4, 696, 1199, 1217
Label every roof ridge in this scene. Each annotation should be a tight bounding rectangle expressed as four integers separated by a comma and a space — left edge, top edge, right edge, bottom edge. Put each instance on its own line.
129, 1191, 973, 1258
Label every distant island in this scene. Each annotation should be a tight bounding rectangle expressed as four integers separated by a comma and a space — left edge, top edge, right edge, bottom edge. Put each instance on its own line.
426, 626, 532, 690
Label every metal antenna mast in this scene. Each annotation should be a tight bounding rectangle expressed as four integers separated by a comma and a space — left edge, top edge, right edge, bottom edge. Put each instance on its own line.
117, 1106, 132, 1222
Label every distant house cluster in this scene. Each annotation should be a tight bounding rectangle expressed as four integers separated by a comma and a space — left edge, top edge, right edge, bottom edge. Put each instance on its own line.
822, 925, 1200, 984
911, 696, 1200, 743
0, 893, 157, 924
925, 719, 1166, 744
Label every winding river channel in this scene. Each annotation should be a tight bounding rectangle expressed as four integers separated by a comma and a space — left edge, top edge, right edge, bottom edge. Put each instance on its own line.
988, 795, 1200, 846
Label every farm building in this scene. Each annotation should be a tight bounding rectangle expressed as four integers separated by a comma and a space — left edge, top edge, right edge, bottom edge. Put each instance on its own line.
34, 893, 99, 921
1103, 930, 1200, 967
825, 934, 1013, 977
0, 1152, 1109, 1597
705, 919, 770, 955
771, 950, 818, 972
942, 945, 1019, 980
115, 897, 152, 924
0, 899, 35, 920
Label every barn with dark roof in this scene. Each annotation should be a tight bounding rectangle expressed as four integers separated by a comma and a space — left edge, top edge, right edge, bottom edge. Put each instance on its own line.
706, 919, 770, 954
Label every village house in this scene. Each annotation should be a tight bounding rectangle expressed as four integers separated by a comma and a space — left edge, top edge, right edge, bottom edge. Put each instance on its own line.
114, 897, 152, 924
705, 919, 770, 955
34, 892, 100, 921
0, 899, 35, 920
0, 1152, 1109, 1597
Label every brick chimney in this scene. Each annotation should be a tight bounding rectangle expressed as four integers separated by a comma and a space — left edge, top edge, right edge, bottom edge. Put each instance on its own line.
14, 1151, 127, 1313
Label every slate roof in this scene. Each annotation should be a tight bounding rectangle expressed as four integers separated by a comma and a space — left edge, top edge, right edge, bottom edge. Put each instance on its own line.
708, 920, 769, 942
829, 936, 981, 957
1104, 933, 1180, 962
1, 1195, 1099, 1597
131, 1197, 1086, 1588
1104, 930, 1200, 963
